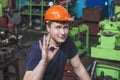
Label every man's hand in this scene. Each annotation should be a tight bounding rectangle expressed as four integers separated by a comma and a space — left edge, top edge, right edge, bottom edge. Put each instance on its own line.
39, 35, 59, 63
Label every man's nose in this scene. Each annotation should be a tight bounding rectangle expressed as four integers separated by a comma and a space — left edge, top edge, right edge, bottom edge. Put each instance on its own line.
60, 28, 65, 34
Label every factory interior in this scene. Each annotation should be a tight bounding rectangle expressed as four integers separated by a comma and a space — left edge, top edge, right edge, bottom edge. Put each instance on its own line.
0, 0, 120, 80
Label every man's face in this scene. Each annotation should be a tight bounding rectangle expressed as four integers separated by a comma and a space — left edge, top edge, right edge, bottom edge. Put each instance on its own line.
47, 21, 69, 44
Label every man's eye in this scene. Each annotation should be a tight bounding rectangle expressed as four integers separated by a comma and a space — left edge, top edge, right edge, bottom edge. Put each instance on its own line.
64, 26, 69, 29
56, 26, 61, 29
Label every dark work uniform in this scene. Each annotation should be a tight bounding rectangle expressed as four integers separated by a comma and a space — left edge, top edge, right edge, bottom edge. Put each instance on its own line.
26, 36, 78, 80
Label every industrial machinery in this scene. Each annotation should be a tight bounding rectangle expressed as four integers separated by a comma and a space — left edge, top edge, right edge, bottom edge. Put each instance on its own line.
91, 13, 120, 80
70, 24, 89, 56
91, 15, 120, 61
0, 4, 22, 49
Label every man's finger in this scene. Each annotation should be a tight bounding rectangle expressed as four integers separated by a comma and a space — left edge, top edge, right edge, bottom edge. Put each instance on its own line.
43, 35, 46, 47
39, 40, 42, 49
46, 34, 50, 46
53, 47, 59, 55
48, 44, 59, 53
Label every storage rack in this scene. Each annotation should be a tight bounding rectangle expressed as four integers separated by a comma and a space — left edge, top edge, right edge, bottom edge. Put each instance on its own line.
19, 0, 56, 31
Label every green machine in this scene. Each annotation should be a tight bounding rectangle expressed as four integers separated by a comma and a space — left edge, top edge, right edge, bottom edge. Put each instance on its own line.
91, 0, 120, 61
91, 16, 120, 79
115, 5, 120, 18
91, 18, 120, 61
0, 0, 8, 17
91, 0, 120, 79
95, 63, 120, 80
70, 24, 89, 56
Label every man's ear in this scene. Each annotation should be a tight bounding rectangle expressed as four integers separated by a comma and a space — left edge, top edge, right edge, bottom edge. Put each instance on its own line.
46, 25, 50, 32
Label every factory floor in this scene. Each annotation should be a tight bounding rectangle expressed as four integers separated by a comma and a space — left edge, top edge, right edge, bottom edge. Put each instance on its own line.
0, 29, 99, 80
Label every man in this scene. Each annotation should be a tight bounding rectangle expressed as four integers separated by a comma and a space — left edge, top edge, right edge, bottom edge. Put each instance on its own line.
23, 5, 90, 80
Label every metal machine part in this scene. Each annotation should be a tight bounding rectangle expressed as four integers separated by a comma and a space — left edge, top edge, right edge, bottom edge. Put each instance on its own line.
96, 71, 117, 80
0, 28, 9, 40
99, 18, 120, 50
70, 24, 89, 56
91, 17, 120, 61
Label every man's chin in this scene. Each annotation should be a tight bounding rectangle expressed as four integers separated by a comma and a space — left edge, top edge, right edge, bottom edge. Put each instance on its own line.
57, 39, 66, 43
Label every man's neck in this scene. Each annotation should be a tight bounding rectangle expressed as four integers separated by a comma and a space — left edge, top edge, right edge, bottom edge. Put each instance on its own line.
49, 39, 61, 47
46, 34, 61, 47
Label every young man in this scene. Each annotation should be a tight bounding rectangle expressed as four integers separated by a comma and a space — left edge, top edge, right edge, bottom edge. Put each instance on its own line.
23, 5, 90, 80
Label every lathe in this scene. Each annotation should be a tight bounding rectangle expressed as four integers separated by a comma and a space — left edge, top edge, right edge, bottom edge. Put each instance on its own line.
91, 16, 120, 61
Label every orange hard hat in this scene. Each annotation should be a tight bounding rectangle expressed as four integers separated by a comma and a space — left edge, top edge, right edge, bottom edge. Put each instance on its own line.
44, 5, 71, 22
